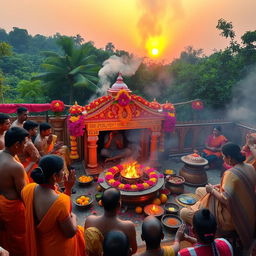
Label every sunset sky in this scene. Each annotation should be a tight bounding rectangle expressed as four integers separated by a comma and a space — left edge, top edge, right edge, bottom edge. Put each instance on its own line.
1, 0, 256, 62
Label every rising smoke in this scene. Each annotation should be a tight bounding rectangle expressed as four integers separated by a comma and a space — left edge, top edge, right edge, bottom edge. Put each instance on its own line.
96, 55, 142, 98
228, 66, 256, 124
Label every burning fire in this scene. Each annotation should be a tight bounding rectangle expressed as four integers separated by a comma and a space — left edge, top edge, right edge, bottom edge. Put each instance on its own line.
121, 161, 141, 179
152, 205, 157, 213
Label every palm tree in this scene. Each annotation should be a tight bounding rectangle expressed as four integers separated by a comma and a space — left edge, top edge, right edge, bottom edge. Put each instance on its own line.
105, 42, 115, 53
34, 36, 99, 104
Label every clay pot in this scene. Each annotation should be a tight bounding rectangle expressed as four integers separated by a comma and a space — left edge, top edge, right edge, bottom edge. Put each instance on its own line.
165, 175, 185, 194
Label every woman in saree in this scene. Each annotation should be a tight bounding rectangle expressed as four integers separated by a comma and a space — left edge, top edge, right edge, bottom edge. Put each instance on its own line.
242, 132, 256, 170
202, 126, 227, 165
180, 143, 256, 250
22, 155, 85, 256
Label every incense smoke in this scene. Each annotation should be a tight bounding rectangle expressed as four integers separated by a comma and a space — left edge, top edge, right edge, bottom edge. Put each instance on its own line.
97, 55, 142, 96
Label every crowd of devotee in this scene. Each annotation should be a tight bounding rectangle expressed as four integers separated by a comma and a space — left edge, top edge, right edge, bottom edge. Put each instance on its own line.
0, 108, 255, 256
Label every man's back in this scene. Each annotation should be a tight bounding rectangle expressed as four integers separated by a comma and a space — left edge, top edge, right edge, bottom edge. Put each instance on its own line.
0, 151, 26, 200
85, 214, 137, 254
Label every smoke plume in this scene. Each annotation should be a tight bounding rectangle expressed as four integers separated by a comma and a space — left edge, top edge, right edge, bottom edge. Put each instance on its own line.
228, 66, 256, 124
97, 55, 142, 96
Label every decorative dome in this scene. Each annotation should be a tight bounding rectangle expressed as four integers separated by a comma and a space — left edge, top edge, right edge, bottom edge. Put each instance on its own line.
108, 73, 131, 94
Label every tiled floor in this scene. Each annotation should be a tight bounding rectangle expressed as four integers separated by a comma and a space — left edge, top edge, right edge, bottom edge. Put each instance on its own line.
71, 156, 222, 246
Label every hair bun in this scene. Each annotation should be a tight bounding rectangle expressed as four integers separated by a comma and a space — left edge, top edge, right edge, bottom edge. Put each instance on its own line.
201, 209, 210, 219
30, 167, 46, 184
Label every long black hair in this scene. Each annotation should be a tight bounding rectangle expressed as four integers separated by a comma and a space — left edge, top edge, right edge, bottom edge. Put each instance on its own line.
31, 155, 64, 184
222, 142, 246, 163
193, 209, 219, 255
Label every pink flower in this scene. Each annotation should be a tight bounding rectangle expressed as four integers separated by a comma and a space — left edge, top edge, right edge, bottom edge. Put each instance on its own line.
137, 184, 144, 191
97, 178, 104, 183
146, 180, 154, 186
105, 175, 114, 180
158, 174, 164, 178
124, 184, 131, 190
112, 181, 121, 187
149, 174, 158, 179
108, 168, 116, 174
118, 93, 131, 107
116, 164, 123, 171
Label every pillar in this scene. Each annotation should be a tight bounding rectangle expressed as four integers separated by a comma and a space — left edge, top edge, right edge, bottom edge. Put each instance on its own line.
87, 135, 99, 174
149, 131, 161, 167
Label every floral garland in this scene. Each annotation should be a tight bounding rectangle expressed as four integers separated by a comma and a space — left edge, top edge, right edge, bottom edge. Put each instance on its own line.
67, 102, 86, 159
115, 89, 131, 107
162, 103, 176, 132
98, 164, 164, 192
50, 100, 65, 115
192, 100, 204, 110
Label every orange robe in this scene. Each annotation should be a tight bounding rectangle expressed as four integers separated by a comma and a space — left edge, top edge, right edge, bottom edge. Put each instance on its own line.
203, 134, 227, 158
0, 195, 26, 256
22, 183, 86, 256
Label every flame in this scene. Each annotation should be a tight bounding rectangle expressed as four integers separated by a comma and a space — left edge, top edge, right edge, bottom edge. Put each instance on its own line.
121, 161, 141, 178
152, 205, 157, 212
192, 153, 200, 157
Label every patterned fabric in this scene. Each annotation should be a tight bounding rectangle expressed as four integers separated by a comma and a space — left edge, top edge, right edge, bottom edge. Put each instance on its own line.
178, 238, 233, 256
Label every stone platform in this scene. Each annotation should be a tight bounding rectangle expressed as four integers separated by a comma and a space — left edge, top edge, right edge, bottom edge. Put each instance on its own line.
71, 157, 221, 246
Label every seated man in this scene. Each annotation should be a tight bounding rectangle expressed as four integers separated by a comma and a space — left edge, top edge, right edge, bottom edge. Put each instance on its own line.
137, 216, 185, 256
201, 126, 227, 166
84, 188, 137, 256
103, 230, 131, 256
0, 114, 11, 150
18, 121, 40, 182
101, 131, 132, 163
11, 107, 29, 128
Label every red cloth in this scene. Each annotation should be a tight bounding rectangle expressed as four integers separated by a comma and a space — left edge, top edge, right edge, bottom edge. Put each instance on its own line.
178, 238, 233, 256
0, 104, 52, 113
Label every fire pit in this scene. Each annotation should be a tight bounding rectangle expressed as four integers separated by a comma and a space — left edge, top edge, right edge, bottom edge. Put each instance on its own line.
98, 162, 164, 205
179, 153, 208, 186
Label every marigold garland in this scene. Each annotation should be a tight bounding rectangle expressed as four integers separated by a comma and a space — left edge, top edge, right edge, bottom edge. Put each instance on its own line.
100, 164, 164, 192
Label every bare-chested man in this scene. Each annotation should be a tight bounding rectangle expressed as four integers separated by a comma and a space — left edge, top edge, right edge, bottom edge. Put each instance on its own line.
18, 121, 40, 181
0, 127, 29, 256
10, 107, 29, 128
84, 188, 137, 255
0, 114, 11, 150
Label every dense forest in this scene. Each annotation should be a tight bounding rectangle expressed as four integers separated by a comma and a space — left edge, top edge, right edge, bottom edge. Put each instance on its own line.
0, 19, 256, 121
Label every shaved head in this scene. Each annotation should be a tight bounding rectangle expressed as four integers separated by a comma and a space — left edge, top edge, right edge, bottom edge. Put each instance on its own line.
102, 188, 120, 212
141, 216, 163, 249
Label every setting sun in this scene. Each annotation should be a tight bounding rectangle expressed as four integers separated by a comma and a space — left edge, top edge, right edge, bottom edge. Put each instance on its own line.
151, 48, 159, 56
146, 36, 166, 58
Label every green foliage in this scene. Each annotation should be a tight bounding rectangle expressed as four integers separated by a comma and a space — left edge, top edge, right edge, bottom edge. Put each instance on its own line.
0, 22, 256, 121
16, 80, 48, 103
35, 36, 100, 104
0, 42, 12, 57
216, 18, 235, 40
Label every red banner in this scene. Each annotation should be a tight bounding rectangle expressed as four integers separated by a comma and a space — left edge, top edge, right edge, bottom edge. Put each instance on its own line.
0, 104, 52, 114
